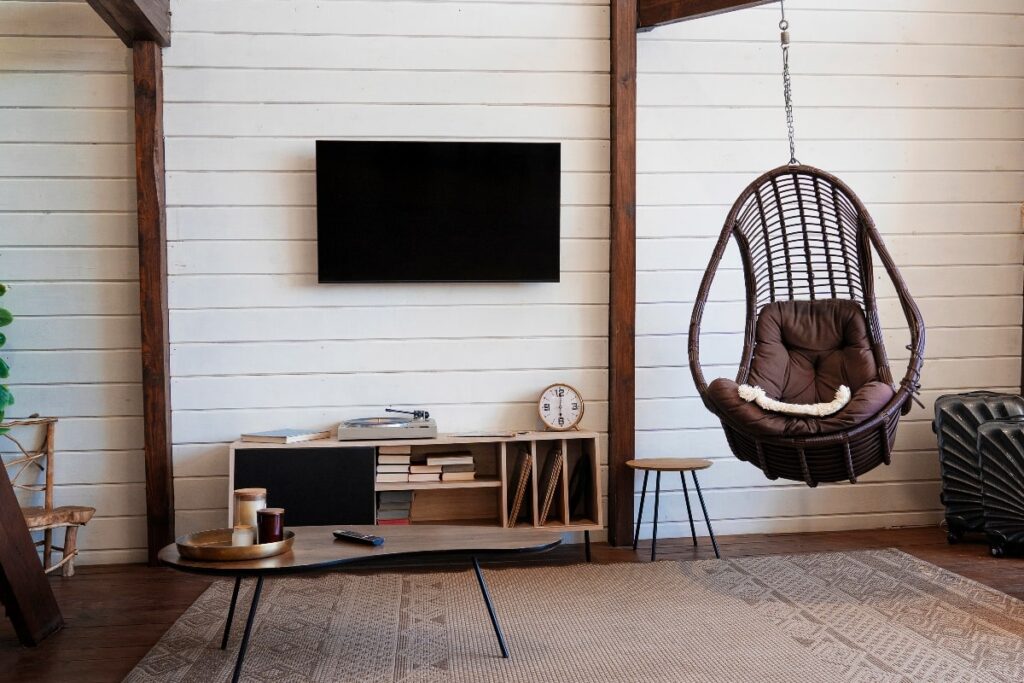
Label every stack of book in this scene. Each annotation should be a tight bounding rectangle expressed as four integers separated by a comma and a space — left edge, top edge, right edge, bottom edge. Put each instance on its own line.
376, 491, 412, 525
376, 445, 412, 483
427, 451, 476, 482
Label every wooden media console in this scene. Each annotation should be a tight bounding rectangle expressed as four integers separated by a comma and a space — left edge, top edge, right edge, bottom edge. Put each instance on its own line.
228, 431, 603, 535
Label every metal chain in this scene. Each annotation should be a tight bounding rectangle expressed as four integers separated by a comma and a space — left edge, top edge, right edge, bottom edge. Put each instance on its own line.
779, 0, 799, 165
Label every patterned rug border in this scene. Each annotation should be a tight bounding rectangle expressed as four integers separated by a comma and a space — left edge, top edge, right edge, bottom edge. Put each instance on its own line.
125, 547, 1024, 683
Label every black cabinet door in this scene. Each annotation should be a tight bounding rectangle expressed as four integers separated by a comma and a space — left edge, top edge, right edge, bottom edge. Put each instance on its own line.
233, 447, 375, 525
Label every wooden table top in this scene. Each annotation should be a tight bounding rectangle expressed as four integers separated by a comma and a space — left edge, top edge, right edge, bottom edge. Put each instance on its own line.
625, 458, 713, 472
159, 525, 562, 576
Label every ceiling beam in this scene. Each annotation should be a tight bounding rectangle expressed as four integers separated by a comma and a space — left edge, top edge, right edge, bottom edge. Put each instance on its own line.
638, 0, 776, 31
85, 0, 170, 47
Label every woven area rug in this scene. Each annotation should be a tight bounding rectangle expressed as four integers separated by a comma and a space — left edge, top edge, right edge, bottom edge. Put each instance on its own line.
125, 549, 1024, 682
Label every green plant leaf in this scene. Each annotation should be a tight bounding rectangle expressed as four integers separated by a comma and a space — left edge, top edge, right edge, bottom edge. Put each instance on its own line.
0, 283, 6, 296
0, 332, 5, 347
0, 384, 12, 408
0, 357, 8, 379
0, 308, 11, 327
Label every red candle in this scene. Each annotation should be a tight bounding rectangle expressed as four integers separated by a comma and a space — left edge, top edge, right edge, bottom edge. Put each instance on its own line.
257, 507, 285, 544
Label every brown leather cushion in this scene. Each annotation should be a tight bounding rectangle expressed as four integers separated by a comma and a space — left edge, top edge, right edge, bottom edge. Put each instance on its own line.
706, 299, 895, 437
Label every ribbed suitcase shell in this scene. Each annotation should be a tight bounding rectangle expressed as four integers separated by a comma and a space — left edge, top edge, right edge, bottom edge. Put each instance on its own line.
977, 416, 1024, 557
932, 391, 1024, 542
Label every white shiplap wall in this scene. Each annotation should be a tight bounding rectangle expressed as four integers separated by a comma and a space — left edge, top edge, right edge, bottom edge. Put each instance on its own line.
0, 1, 146, 563
634, 0, 1024, 538
163, 0, 612, 535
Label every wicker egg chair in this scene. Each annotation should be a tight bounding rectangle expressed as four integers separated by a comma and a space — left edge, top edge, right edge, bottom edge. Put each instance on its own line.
688, 164, 926, 487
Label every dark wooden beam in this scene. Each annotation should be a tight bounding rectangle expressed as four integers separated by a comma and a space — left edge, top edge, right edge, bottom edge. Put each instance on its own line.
133, 41, 174, 564
0, 462, 63, 645
86, 0, 170, 47
607, 0, 638, 547
638, 0, 776, 31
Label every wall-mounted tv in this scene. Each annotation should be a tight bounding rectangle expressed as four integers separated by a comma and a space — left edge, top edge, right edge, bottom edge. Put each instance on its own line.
316, 140, 561, 283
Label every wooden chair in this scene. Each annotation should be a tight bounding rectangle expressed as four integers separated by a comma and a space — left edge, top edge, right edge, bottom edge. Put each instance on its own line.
3, 417, 95, 576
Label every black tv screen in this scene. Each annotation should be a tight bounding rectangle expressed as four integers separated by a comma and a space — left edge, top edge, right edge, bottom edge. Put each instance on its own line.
316, 140, 561, 283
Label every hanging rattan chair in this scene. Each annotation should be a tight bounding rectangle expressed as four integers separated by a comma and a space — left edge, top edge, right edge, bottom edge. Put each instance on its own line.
688, 164, 925, 487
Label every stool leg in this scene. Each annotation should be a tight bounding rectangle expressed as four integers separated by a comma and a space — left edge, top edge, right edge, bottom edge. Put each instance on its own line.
692, 472, 720, 559
680, 472, 697, 547
43, 529, 53, 572
584, 530, 591, 563
651, 471, 661, 562
632, 470, 649, 551
62, 526, 79, 577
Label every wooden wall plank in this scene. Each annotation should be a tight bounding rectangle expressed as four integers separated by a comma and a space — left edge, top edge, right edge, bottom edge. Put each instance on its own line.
132, 41, 173, 564
164, 34, 607, 72
169, 0, 609, 37
0, 1, 114, 38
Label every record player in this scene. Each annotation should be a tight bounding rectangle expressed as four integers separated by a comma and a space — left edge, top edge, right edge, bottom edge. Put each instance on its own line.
337, 408, 438, 441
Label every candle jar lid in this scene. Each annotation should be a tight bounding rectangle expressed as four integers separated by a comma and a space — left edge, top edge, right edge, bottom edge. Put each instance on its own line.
234, 488, 267, 501
258, 507, 285, 516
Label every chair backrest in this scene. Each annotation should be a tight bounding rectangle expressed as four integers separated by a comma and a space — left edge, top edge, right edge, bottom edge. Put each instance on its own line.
727, 165, 877, 317
720, 165, 892, 389
2, 418, 57, 510
692, 164, 924, 427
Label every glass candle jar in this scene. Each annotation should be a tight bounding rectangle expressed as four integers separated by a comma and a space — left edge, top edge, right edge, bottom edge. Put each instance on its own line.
257, 507, 285, 544
234, 488, 267, 532
231, 525, 255, 546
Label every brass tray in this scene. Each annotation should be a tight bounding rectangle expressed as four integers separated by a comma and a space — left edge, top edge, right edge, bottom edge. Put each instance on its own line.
175, 528, 295, 562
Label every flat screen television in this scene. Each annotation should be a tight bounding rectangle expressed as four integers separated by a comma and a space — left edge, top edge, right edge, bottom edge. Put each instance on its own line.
316, 140, 561, 283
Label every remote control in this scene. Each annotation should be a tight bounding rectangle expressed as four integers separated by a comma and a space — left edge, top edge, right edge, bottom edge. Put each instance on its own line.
333, 529, 385, 546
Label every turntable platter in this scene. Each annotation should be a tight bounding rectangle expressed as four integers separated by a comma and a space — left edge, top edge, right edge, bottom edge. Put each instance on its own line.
337, 412, 439, 441
343, 416, 412, 428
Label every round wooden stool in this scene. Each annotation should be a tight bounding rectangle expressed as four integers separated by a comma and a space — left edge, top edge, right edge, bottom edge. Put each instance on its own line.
625, 458, 720, 560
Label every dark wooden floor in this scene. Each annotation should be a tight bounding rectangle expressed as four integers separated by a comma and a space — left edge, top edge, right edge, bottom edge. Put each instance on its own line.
3, 526, 1021, 682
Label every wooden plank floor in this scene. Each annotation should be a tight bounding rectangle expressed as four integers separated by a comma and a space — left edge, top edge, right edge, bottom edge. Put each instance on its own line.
2, 526, 1020, 682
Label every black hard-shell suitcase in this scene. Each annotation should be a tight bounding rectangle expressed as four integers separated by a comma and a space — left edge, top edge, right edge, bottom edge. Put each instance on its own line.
932, 391, 1024, 542
977, 415, 1024, 557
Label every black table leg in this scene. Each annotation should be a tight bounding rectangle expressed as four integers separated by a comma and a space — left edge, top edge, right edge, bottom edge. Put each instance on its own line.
692, 472, 720, 559
632, 470, 649, 551
651, 471, 661, 562
680, 472, 697, 547
221, 576, 242, 650
584, 530, 591, 563
231, 576, 264, 683
472, 556, 509, 658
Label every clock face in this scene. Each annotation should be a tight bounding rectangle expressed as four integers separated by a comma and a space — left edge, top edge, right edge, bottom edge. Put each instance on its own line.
539, 384, 584, 431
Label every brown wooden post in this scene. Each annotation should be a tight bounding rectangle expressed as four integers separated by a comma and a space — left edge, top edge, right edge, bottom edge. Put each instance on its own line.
133, 41, 174, 564
0, 462, 63, 645
608, 0, 639, 546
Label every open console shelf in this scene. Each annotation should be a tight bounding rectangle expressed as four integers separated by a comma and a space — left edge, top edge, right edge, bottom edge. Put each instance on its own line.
228, 431, 603, 534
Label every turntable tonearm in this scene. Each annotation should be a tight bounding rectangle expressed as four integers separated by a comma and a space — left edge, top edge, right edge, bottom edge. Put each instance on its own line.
337, 408, 438, 441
